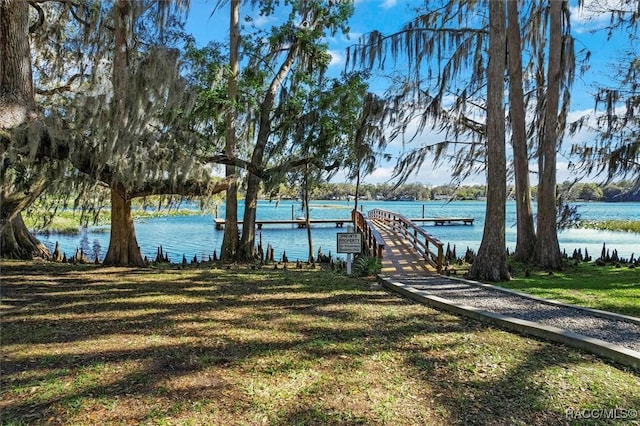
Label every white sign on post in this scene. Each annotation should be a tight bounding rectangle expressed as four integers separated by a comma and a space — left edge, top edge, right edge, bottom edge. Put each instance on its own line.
337, 229, 361, 275
336, 232, 362, 254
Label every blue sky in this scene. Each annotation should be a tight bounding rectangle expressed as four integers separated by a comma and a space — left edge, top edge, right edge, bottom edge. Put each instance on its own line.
184, 0, 635, 186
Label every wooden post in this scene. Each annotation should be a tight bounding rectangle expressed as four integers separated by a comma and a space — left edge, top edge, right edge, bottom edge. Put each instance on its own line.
425, 237, 429, 260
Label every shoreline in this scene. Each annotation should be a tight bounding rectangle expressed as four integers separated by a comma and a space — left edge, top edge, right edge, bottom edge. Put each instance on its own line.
30, 216, 640, 236
24, 201, 640, 262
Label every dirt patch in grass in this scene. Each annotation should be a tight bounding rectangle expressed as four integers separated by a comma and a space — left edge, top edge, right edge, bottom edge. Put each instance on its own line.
1, 260, 639, 425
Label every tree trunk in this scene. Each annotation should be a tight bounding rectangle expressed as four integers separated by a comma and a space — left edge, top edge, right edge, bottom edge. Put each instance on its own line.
304, 174, 314, 263
534, 0, 563, 270
1, 177, 47, 231
507, 0, 536, 262
103, 187, 145, 266
1, 213, 50, 260
0, 1, 49, 260
0, 0, 34, 129
101, 0, 144, 267
239, 45, 298, 260
0, 178, 48, 259
221, 0, 240, 262
354, 167, 361, 214
221, 183, 239, 261
112, 0, 131, 123
238, 174, 259, 260
468, 0, 510, 282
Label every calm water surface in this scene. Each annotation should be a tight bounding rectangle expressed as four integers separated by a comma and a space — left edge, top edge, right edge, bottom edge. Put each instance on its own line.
38, 200, 640, 262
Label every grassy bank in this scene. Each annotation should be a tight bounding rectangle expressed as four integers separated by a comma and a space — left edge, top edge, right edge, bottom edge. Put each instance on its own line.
23, 210, 108, 234
1, 260, 639, 425
580, 220, 640, 233
24, 206, 640, 235
502, 262, 640, 318
23, 208, 208, 235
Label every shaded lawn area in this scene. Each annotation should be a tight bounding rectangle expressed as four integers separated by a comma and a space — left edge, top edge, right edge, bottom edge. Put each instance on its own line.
1, 260, 639, 425
503, 262, 640, 318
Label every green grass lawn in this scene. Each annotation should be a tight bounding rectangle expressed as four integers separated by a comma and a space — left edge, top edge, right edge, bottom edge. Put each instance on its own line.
502, 262, 640, 318
1, 260, 639, 425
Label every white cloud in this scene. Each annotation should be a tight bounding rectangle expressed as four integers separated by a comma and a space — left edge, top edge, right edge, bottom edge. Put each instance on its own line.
570, 0, 637, 31
328, 50, 344, 66
380, 0, 398, 9
331, 157, 463, 186
566, 108, 598, 139
351, 109, 607, 186
345, 31, 363, 41
368, 166, 395, 181
251, 14, 275, 28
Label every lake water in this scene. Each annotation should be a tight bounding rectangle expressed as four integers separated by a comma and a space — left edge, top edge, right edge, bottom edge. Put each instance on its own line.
37, 200, 640, 263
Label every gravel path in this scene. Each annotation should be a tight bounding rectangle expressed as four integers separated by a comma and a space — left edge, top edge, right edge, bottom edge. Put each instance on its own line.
387, 275, 640, 353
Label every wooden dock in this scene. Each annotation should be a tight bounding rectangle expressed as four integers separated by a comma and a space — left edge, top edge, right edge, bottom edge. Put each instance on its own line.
214, 216, 474, 230
214, 218, 349, 230
409, 217, 474, 226
374, 220, 437, 276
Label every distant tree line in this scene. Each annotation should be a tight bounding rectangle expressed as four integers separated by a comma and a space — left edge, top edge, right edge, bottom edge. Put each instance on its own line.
266, 180, 639, 202
557, 181, 639, 202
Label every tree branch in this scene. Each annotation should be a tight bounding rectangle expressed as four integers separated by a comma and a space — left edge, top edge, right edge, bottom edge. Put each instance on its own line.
127, 176, 233, 199
200, 154, 268, 179
30, 0, 95, 28
35, 73, 85, 96
70, 148, 234, 200
28, 1, 45, 33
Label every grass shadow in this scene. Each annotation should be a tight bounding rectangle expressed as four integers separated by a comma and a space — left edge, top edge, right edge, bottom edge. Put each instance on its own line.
2, 260, 639, 425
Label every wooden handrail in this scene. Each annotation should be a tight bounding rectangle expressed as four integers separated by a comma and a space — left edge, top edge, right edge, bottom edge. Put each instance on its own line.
368, 208, 444, 273
352, 210, 385, 261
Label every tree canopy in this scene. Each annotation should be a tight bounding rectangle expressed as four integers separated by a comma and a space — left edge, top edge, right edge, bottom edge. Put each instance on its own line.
2, 0, 638, 271
1, 1, 230, 262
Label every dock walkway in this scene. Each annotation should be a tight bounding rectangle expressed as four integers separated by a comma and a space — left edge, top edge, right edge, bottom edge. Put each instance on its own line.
214, 216, 473, 230
410, 217, 474, 226
214, 218, 348, 230
367, 215, 640, 370
373, 218, 436, 276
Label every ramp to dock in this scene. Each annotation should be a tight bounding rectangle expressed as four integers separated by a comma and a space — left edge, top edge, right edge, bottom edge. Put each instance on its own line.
359, 209, 640, 371
371, 219, 437, 276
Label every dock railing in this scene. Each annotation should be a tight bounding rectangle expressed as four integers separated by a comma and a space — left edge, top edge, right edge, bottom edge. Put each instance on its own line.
352, 210, 385, 261
369, 208, 444, 273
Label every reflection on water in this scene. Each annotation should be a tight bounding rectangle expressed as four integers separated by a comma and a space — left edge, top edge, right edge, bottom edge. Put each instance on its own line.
37, 200, 640, 263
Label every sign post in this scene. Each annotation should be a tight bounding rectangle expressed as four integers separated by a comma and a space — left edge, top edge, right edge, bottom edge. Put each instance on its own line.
337, 226, 361, 275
